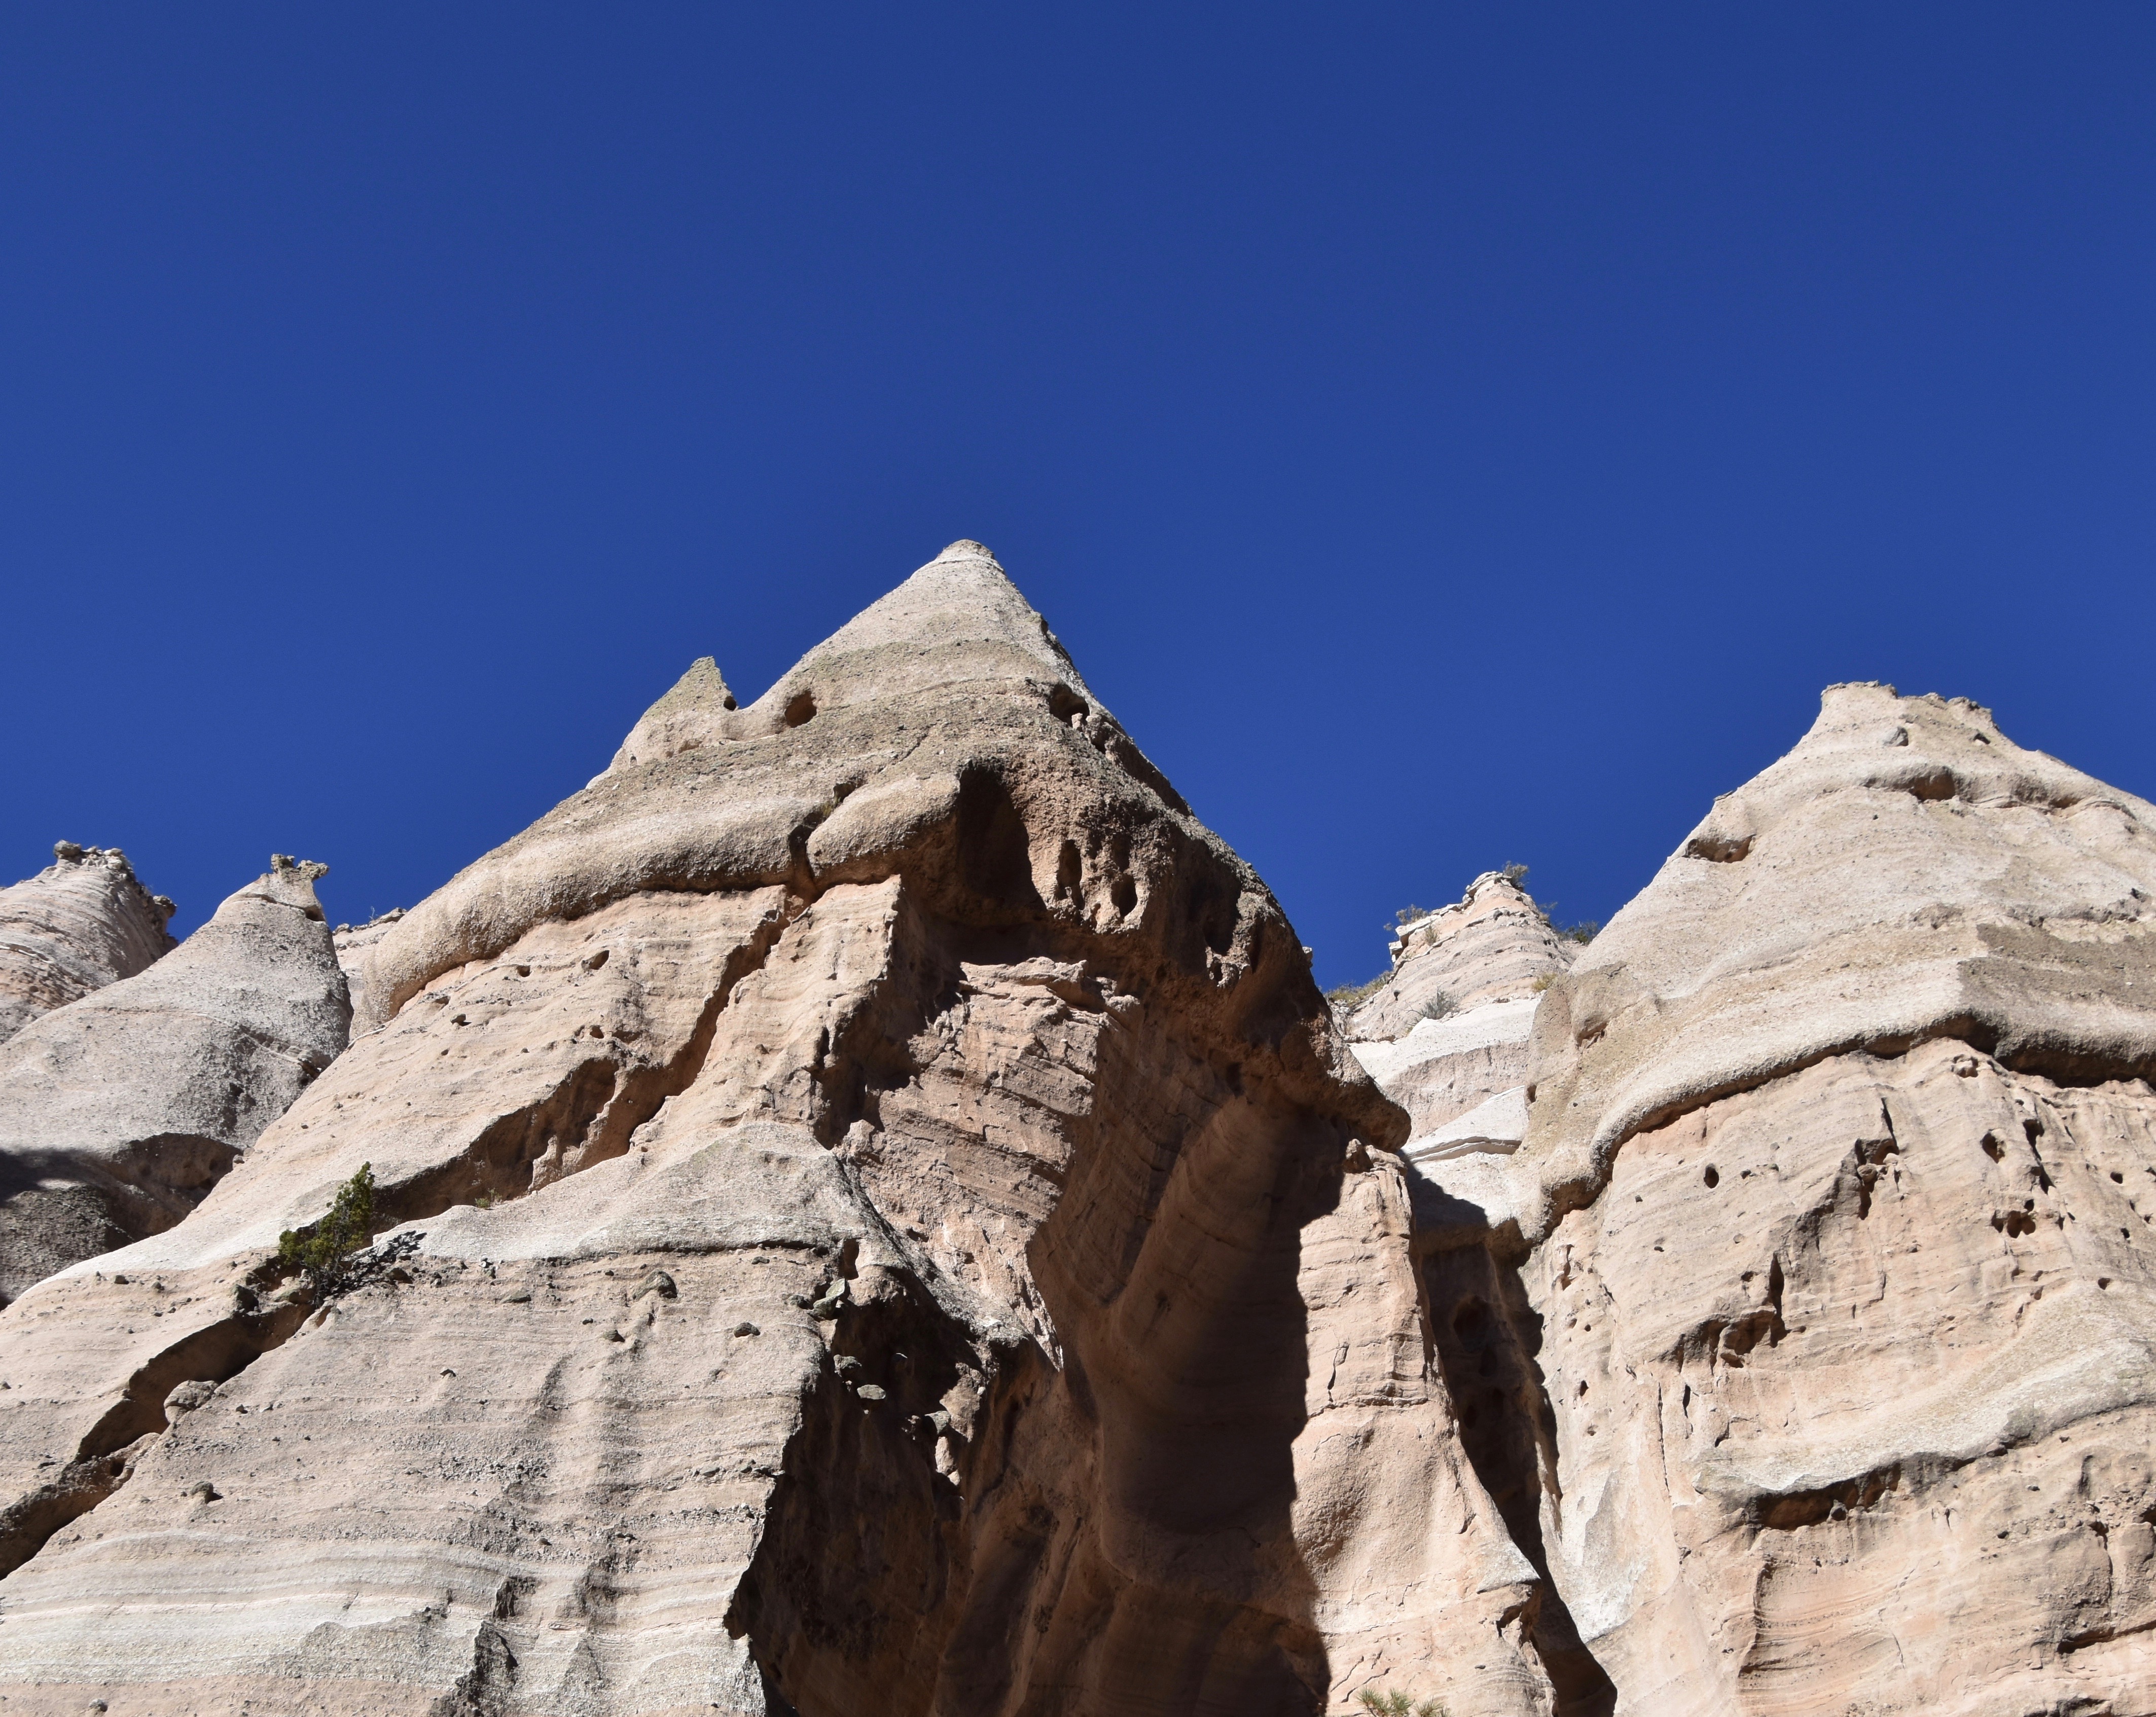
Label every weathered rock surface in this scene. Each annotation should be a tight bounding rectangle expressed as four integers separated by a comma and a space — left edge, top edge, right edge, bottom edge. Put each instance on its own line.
1415, 683, 2156, 1714
11, 625, 2156, 1717
0, 545, 1542, 1717
0, 843, 176, 1047
1346, 872, 1573, 1165
332, 906, 406, 1024
0, 855, 351, 1309
1348, 871, 1574, 1044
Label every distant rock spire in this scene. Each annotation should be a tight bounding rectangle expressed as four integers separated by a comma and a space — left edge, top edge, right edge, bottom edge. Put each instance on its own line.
0, 855, 350, 1305
0, 843, 177, 1048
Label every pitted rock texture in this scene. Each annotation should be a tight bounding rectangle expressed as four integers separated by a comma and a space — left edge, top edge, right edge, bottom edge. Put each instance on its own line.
1413, 682, 2156, 1714
11, 620, 2155, 1716
0, 843, 176, 1047
0, 855, 350, 1309
0, 545, 1552, 1717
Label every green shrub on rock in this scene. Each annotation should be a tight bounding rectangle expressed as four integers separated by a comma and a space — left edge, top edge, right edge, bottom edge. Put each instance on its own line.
275, 1163, 375, 1298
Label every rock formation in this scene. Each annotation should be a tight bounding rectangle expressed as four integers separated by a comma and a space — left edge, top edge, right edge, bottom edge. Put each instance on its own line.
0, 545, 1547, 1716
1345, 872, 1575, 1167
333, 905, 406, 1024
4, 574, 2154, 1717
0, 843, 176, 1047
1415, 683, 2156, 1713
0, 855, 351, 1309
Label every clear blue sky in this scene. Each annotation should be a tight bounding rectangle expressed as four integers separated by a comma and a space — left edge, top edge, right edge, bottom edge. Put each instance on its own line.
4, 7, 2151, 987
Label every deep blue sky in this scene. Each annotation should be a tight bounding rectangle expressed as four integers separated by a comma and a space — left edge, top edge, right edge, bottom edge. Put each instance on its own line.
4, 8, 2151, 986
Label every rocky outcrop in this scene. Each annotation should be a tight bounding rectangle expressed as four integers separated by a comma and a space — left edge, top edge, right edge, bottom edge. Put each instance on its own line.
8, 614, 2154, 1716
1348, 871, 1575, 1044
0, 545, 1540, 1717
332, 906, 405, 1023
1345, 872, 1573, 1166
1415, 683, 2156, 1713
0, 843, 176, 1047
0, 856, 351, 1308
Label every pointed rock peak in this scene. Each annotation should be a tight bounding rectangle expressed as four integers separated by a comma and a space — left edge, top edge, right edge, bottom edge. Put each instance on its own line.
0, 844, 178, 1047
647, 655, 738, 717
1693, 683, 2140, 858
778, 540, 1084, 711
1513, 685, 2156, 1248
610, 655, 742, 773
1346, 867, 1573, 1039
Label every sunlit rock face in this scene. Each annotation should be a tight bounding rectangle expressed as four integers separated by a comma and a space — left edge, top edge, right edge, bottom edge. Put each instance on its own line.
7, 588, 2154, 1717
0, 843, 175, 1048
0, 544, 1555, 1717
0, 855, 348, 1309
1415, 683, 2156, 1715
1344, 870, 1574, 1172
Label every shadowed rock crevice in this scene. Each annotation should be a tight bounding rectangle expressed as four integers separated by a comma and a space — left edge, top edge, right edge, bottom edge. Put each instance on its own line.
0, 1281, 312, 1579
2, 545, 1506, 1716
1422, 1248, 1616, 1716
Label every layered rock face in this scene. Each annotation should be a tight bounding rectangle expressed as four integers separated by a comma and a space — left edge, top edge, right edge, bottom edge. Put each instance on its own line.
0, 856, 350, 1308
0, 545, 1550, 1717
1416, 684, 2156, 1714
0, 843, 176, 1047
8, 603, 2155, 1717
1345, 873, 1572, 1166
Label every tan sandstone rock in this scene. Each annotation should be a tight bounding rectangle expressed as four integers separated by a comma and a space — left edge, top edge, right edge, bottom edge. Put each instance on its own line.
1415, 682, 2156, 1714
0, 843, 176, 1047
0, 544, 1543, 1717
1346, 872, 1574, 1167
331, 906, 406, 1024
0, 855, 351, 1309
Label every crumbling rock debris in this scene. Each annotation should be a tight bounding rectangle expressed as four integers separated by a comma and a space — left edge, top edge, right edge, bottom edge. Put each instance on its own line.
0, 842, 177, 1048
0, 855, 351, 1307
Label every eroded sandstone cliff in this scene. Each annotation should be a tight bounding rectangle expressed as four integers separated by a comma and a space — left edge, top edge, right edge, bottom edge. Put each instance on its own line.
0, 855, 350, 1308
1415, 683, 2156, 1714
0, 545, 1546, 1716
0, 843, 176, 1048
5, 584, 2153, 1717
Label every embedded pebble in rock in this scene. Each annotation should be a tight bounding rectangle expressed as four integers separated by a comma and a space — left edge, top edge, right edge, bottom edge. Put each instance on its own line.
0, 843, 176, 1048
0, 856, 349, 1308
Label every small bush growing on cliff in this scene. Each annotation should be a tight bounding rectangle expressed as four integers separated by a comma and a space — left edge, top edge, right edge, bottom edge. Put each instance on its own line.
276, 1163, 375, 1297
1392, 903, 1429, 927
1358, 1691, 1448, 1717
1499, 861, 1528, 886
1558, 918, 1601, 944
1326, 973, 1390, 1010
1420, 990, 1458, 1020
